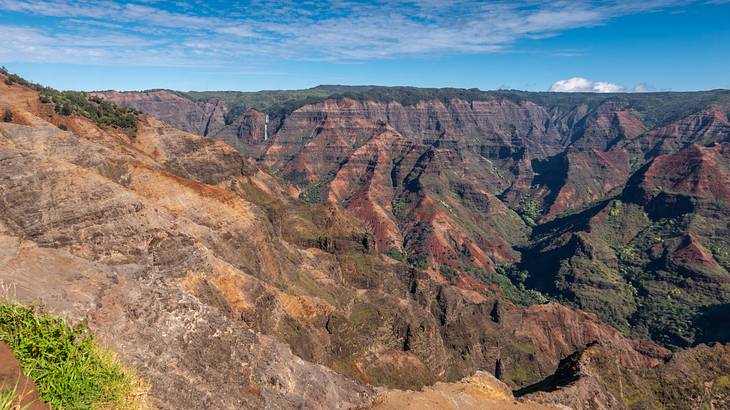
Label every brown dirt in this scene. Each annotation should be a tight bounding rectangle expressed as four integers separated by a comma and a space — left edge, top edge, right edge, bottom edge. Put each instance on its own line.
368, 371, 561, 410
0, 342, 50, 410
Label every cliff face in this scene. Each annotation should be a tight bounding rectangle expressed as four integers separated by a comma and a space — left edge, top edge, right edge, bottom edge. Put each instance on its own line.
90, 90, 229, 136
98, 90, 730, 352
2, 75, 703, 409
519, 342, 730, 410
1, 82, 372, 409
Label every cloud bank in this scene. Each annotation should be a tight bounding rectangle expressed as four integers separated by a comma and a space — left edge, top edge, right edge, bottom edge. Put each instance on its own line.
549, 77, 625, 93
549, 77, 656, 93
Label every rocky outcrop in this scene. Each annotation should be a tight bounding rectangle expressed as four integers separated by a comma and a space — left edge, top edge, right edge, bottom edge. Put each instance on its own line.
635, 143, 730, 202
519, 342, 730, 410
370, 371, 560, 410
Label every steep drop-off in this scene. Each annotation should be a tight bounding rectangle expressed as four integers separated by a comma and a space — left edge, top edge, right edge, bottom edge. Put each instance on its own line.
98, 87, 730, 351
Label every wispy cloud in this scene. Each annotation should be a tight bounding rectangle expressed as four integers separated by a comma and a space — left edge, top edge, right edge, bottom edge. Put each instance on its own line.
0, 0, 703, 65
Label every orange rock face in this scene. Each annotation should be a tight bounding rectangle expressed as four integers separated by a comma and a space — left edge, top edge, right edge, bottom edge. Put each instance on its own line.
639, 143, 730, 202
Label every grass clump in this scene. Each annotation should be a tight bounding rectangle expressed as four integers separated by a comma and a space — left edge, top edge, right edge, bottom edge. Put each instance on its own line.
0, 303, 149, 410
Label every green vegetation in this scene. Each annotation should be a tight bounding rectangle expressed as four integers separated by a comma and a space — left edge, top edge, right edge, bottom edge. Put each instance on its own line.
518, 88, 730, 129
438, 265, 459, 281
710, 241, 730, 271
617, 245, 639, 264
1, 67, 139, 133
715, 375, 730, 392
522, 193, 729, 348
383, 247, 406, 262
0, 303, 148, 409
390, 198, 407, 217
464, 263, 548, 307
299, 180, 324, 203
179, 86, 351, 114
298, 172, 337, 204
608, 200, 623, 218
406, 255, 430, 271
518, 198, 541, 226
38, 90, 138, 131
350, 303, 378, 328
381, 242, 428, 270
497, 264, 530, 286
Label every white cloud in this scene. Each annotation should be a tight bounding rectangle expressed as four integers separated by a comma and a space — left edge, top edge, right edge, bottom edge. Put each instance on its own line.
550, 77, 625, 93
0, 0, 706, 64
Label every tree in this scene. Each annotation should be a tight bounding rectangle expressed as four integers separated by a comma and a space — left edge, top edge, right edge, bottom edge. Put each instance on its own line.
3, 110, 12, 123
490, 300, 501, 323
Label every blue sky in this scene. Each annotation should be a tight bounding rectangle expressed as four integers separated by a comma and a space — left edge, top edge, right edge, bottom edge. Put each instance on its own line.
1, 0, 729, 92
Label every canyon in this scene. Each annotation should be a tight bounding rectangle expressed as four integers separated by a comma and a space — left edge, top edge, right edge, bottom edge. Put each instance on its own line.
99, 86, 730, 349
0, 73, 727, 409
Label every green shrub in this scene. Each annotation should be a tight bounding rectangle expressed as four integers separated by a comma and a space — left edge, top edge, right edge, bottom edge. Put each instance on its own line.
299, 180, 323, 203
617, 245, 638, 263
468, 264, 548, 307
383, 248, 406, 262
0, 303, 148, 409
518, 198, 541, 226
407, 255, 430, 270
608, 200, 623, 218
439, 265, 459, 281
391, 198, 407, 217
41, 90, 138, 132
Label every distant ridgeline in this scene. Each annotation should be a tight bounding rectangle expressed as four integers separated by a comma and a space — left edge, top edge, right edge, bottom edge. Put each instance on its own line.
1, 67, 140, 133
170, 85, 730, 129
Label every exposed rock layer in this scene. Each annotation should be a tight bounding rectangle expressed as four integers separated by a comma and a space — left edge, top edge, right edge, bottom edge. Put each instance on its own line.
0, 78, 726, 409
97, 89, 730, 350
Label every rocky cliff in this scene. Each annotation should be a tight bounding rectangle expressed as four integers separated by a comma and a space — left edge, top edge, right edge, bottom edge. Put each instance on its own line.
1, 76, 727, 409
98, 87, 730, 353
